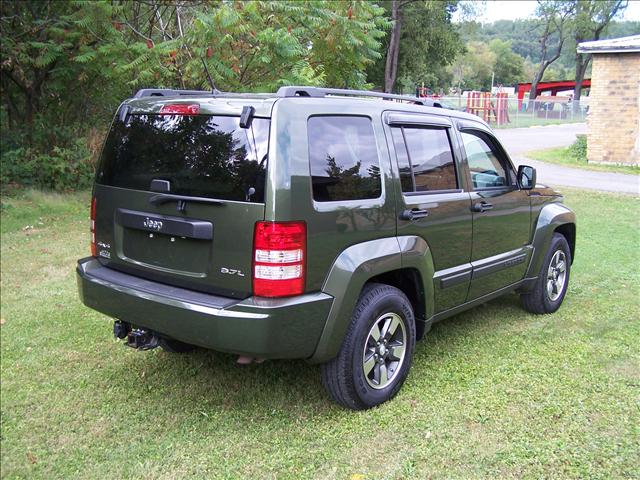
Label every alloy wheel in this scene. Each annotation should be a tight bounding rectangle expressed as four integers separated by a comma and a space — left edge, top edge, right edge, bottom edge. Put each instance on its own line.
362, 312, 407, 389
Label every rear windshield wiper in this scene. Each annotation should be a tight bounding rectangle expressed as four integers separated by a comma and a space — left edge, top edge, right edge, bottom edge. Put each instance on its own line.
149, 193, 225, 212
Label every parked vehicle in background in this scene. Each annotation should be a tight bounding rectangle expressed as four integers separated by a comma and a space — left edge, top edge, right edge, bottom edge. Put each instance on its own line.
77, 87, 576, 409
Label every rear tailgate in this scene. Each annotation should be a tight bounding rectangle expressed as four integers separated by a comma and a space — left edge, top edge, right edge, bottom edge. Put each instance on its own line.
93, 106, 270, 299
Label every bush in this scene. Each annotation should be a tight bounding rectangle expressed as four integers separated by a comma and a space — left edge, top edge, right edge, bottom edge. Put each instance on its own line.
1, 138, 96, 191
569, 134, 587, 162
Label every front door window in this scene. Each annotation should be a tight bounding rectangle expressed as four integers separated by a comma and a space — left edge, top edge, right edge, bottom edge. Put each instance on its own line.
460, 131, 509, 189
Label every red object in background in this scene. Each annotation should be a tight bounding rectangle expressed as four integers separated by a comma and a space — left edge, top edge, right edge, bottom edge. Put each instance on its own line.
206, 46, 213, 58
146, 39, 154, 49
516, 79, 591, 109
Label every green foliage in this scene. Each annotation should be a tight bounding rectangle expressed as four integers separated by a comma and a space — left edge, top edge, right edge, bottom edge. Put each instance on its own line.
488, 39, 526, 86
460, 19, 548, 64
569, 134, 587, 161
367, 0, 463, 93
1, 0, 390, 191
1, 139, 94, 191
448, 41, 496, 91
394, 1, 462, 91
460, 17, 635, 81
541, 63, 572, 81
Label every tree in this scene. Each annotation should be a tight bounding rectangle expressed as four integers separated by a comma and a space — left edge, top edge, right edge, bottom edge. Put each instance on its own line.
384, 0, 402, 93
0, 0, 391, 190
377, 0, 462, 93
572, 0, 627, 113
488, 39, 526, 87
448, 41, 496, 92
527, 1, 575, 111
1, 1, 389, 137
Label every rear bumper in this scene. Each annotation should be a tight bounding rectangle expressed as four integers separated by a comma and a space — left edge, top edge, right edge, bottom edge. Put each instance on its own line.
76, 258, 333, 359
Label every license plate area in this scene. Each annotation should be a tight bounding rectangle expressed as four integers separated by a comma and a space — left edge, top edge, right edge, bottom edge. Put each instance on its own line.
121, 228, 211, 276
116, 209, 213, 276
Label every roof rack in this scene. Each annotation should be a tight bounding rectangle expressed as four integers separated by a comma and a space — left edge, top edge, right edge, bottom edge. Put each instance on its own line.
276, 86, 442, 108
131, 86, 443, 108
133, 88, 212, 98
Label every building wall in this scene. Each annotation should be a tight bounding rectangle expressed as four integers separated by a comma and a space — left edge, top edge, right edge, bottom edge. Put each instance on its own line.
587, 52, 640, 165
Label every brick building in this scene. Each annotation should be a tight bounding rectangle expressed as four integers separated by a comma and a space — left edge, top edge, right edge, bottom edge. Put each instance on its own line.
577, 35, 640, 165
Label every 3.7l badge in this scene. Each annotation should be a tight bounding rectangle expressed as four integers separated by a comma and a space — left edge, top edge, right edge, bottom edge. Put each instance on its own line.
220, 267, 245, 277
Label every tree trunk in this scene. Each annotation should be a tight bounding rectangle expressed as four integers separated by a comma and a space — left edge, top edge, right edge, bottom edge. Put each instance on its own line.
573, 52, 591, 115
384, 0, 401, 93
527, 64, 547, 112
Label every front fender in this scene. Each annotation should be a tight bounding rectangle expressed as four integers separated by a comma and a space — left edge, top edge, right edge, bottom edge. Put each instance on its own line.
526, 202, 576, 278
309, 236, 435, 364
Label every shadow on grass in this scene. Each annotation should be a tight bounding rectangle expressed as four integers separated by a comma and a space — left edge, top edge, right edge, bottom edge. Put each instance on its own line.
95, 293, 530, 422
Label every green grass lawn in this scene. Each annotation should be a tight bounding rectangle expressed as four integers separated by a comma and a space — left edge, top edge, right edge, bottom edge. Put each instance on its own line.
528, 147, 640, 175
1, 189, 639, 479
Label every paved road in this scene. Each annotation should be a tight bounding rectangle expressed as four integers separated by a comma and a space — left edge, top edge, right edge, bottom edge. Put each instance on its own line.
495, 123, 639, 195
496, 123, 587, 156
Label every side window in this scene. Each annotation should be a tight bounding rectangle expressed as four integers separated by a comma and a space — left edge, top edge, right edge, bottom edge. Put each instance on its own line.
460, 131, 510, 189
391, 126, 458, 193
390, 127, 413, 192
308, 116, 382, 202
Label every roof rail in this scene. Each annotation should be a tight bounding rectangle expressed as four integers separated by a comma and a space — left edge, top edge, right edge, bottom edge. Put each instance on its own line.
276, 86, 442, 107
133, 88, 212, 99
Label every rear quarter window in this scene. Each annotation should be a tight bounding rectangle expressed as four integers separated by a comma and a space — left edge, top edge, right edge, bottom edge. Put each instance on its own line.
97, 114, 269, 202
307, 116, 382, 202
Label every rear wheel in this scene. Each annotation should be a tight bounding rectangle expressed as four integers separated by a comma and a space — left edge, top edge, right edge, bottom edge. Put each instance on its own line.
158, 337, 196, 353
521, 233, 571, 314
321, 283, 416, 410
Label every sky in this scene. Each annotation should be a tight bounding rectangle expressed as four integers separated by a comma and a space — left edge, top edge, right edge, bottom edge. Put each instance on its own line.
454, 0, 640, 23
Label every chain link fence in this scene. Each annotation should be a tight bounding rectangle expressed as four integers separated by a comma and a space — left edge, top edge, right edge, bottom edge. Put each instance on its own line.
436, 95, 588, 129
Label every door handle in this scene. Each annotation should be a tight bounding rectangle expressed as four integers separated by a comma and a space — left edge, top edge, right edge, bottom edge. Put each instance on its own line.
399, 208, 429, 221
472, 202, 493, 213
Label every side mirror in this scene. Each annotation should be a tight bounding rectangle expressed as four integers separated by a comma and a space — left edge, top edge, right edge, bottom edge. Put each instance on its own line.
517, 165, 536, 190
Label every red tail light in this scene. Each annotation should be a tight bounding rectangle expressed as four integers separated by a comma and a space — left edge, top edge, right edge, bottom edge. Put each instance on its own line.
253, 221, 306, 298
90, 197, 97, 256
159, 103, 200, 115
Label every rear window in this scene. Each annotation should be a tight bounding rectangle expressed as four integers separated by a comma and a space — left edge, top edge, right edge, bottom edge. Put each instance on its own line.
308, 116, 382, 202
97, 114, 270, 202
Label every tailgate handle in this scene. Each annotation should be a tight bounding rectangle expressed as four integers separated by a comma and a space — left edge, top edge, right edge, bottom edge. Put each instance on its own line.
117, 209, 213, 240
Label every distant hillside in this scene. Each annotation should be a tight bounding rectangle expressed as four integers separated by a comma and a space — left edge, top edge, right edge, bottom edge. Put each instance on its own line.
459, 19, 640, 81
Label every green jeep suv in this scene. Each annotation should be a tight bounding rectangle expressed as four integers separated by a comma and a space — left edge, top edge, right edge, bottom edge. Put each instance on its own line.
77, 87, 576, 409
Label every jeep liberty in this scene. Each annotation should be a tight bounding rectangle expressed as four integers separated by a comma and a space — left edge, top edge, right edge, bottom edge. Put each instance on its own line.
77, 87, 576, 410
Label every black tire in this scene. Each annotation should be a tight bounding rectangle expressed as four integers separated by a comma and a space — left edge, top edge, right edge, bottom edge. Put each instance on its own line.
520, 233, 571, 314
158, 337, 196, 353
321, 283, 416, 410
